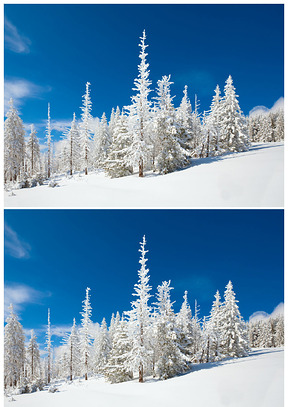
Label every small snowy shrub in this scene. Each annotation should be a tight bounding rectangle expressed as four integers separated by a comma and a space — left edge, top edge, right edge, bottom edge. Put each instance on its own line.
48, 385, 58, 393
48, 179, 58, 188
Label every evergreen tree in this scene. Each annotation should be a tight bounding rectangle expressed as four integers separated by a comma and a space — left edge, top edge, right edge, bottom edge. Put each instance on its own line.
220, 76, 249, 152
207, 290, 223, 361
125, 235, 152, 382
62, 318, 81, 381
62, 113, 81, 176
176, 85, 193, 156
79, 287, 93, 380
4, 304, 26, 388
26, 124, 40, 177
125, 30, 153, 177
46, 103, 53, 178
220, 281, 249, 358
176, 291, 193, 361
46, 308, 52, 384
206, 85, 224, 156
4, 99, 26, 182
275, 109, 284, 141
80, 82, 93, 175
26, 330, 41, 383
94, 113, 112, 168
105, 111, 133, 178
153, 75, 189, 173
153, 281, 188, 379
105, 317, 133, 383
94, 318, 111, 374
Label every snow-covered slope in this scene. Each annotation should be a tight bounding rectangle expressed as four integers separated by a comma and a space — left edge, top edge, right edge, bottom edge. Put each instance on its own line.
4, 143, 284, 208
4, 348, 284, 407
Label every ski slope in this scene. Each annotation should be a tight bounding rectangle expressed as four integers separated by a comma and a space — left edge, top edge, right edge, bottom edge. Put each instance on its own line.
4, 348, 284, 407
4, 143, 284, 208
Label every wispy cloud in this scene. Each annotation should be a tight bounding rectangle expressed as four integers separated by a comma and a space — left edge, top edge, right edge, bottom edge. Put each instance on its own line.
4, 78, 51, 113
249, 97, 284, 117
4, 17, 31, 54
5, 223, 31, 259
249, 302, 284, 323
4, 284, 51, 319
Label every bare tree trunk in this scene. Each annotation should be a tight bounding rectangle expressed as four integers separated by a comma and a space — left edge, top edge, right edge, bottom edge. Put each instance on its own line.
139, 158, 144, 177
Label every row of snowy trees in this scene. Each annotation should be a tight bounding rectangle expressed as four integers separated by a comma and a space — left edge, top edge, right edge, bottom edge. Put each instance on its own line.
5, 30, 263, 185
5, 236, 283, 392
248, 109, 284, 143
248, 314, 284, 349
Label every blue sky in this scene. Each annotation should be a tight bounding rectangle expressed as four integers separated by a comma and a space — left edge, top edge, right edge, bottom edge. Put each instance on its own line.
4, 209, 284, 350
4, 4, 284, 149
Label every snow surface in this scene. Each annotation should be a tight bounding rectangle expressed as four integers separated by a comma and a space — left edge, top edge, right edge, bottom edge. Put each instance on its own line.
4, 143, 284, 208
4, 348, 284, 407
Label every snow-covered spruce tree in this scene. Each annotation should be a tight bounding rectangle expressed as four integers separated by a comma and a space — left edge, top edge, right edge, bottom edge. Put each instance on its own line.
206, 85, 224, 156
4, 304, 26, 389
80, 82, 93, 175
62, 318, 81, 381
93, 318, 111, 374
153, 281, 188, 380
220, 75, 249, 152
62, 113, 81, 176
46, 103, 53, 178
125, 30, 153, 177
26, 330, 41, 384
26, 124, 40, 177
190, 300, 202, 362
206, 290, 223, 362
79, 287, 93, 380
4, 98, 26, 183
274, 314, 284, 347
46, 308, 53, 384
93, 113, 112, 168
176, 291, 193, 362
105, 317, 133, 383
153, 75, 189, 173
220, 281, 249, 358
109, 311, 121, 344
176, 85, 193, 156
108, 106, 120, 138
125, 235, 152, 382
105, 111, 133, 178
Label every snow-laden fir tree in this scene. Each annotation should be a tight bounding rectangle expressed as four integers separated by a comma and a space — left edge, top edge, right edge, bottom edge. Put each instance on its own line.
220, 281, 249, 358
190, 299, 202, 362
275, 109, 284, 141
206, 85, 224, 156
26, 330, 41, 383
153, 75, 189, 173
93, 113, 112, 168
192, 95, 203, 156
46, 103, 53, 178
220, 76, 249, 152
26, 124, 40, 177
4, 304, 26, 389
105, 111, 133, 178
176, 291, 193, 362
62, 318, 81, 381
153, 281, 188, 379
176, 85, 193, 156
109, 311, 121, 344
125, 235, 152, 382
206, 290, 223, 362
46, 308, 53, 384
79, 287, 93, 380
93, 318, 111, 374
62, 113, 81, 176
105, 317, 133, 383
125, 30, 153, 177
274, 314, 284, 347
80, 82, 93, 175
4, 99, 26, 183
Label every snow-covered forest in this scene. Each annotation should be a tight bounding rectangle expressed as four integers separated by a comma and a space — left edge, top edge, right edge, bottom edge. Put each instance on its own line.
4, 30, 284, 188
4, 236, 284, 396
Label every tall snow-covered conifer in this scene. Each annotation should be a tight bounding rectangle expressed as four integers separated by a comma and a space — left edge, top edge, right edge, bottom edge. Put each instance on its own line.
4, 99, 26, 182
46, 308, 52, 384
125, 30, 152, 177
80, 82, 93, 175
125, 235, 152, 382
26, 124, 40, 176
79, 287, 93, 380
46, 104, 53, 178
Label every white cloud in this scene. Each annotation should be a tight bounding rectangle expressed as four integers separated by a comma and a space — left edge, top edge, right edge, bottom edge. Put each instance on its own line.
249, 97, 284, 117
4, 17, 31, 54
4, 223, 31, 259
4, 284, 51, 319
249, 302, 284, 323
4, 78, 51, 113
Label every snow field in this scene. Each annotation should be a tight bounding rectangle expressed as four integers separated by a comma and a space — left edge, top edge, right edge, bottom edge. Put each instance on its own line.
4, 142, 284, 208
5, 348, 284, 407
